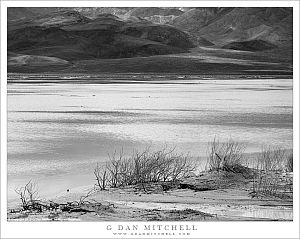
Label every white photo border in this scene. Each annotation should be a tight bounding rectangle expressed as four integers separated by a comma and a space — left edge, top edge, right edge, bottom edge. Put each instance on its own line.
1, 1, 299, 238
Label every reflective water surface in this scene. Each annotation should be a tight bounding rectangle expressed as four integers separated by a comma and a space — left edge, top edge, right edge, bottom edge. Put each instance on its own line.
7, 78, 293, 204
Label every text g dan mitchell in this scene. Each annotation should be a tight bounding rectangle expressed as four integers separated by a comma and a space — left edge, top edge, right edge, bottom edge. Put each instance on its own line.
106, 224, 198, 231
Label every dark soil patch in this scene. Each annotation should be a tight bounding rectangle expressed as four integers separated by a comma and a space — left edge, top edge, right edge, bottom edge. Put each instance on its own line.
179, 166, 256, 191
142, 208, 215, 221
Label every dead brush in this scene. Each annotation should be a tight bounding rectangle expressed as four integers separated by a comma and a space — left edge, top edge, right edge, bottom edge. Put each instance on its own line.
206, 137, 246, 172
94, 163, 108, 190
251, 146, 290, 198
286, 154, 293, 172
94, 147, 196, 191
14, 180, 42, 211
14, 181, 113, 215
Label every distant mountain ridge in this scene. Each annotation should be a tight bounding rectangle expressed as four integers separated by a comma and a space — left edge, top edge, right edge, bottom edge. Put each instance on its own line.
8, 11, 194, 61
8, 7, 292, 48
7, 7, 292, 74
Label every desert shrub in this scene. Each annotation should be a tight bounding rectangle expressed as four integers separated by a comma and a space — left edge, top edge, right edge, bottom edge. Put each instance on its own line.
94, 148, 196, 190
15, 180, 40, 211
119, 157, 135, 185
206, 138, 245, 172
169, 154, 196, 181
257, 146, 286, 171
106, 151, 124, 188
14, 181, 110, 214
252, 146, 290, 198
94, 163, 108, 190
286, 154, 293, 172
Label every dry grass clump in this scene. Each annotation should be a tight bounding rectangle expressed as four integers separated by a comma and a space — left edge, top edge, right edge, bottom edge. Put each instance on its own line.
206, 137, 246, 172
252, 146, 292, 198
257, 146, 286, 171
94, 148, 196, 190
286, 154, 293, 172
14, 180, 41, 211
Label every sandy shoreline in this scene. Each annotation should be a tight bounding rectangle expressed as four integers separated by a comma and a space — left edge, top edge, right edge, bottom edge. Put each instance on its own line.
8, 170, 293, 221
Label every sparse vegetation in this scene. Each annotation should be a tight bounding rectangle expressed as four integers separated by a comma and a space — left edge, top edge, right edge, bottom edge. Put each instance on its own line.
94, 148, 196, 191
204, 139, 293, 199
206, 138, 246, 172
286, 154, 293, 172
15, 180, 41, 211
251, 146, 292, 198
94, 163, 108, 190
258, 146, 286, 171
11, 142, 293, 221
14, 181, 114, 217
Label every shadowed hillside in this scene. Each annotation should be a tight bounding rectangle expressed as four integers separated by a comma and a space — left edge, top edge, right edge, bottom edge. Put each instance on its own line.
222, 40, 277, 51
8, 12, 194, 60
7, 7, 292, 75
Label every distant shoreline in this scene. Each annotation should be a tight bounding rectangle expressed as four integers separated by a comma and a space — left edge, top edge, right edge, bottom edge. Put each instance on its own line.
7, 73, 293, 85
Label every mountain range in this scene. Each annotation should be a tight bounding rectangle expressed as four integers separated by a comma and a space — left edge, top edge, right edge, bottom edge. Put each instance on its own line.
7, 7, 293, 74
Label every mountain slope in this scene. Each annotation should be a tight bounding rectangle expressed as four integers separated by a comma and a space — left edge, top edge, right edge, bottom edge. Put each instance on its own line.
8, 7, 292, 49
8, 12, 193, 60
222, 39, 277, 51
7, 7, 293, 74
120, 22, 195, 49
195, 8, 292, 47
170, 7, 292, 51
7, 7, 37, 21
171, 8, 230, 32
8, 10, 91, 31
128, 7, 183, 18
72, 7, 133, 19
8, 52, 69, 65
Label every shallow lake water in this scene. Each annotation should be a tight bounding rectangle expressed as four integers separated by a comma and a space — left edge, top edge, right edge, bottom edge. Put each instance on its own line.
7, 77, 293, 204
